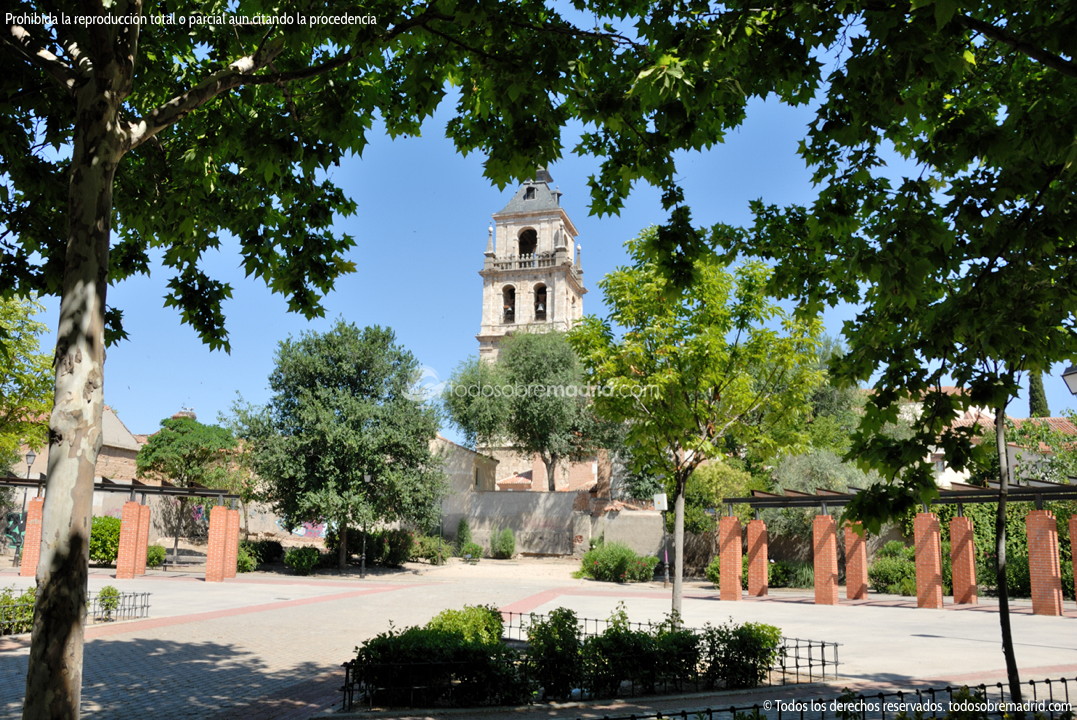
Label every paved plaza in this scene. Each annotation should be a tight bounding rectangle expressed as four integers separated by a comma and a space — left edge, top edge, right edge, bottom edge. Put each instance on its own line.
1, 558, 1076, 719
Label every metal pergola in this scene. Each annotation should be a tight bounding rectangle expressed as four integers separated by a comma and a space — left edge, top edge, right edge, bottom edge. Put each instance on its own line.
0, 475, 240, 503
723, 477, 1077, 515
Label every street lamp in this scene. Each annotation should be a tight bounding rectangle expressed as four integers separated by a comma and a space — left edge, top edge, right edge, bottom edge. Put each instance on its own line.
22, 450, 36, 513
1063, 365, 1077, 396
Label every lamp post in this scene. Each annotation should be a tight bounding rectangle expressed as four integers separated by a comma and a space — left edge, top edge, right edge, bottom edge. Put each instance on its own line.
1063, 365, 1077, 396
22, 450, 36, 513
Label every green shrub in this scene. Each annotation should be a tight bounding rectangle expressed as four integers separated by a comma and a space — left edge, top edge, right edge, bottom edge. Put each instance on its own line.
380, 529, 414, 567
878, 540, 915, 560
698, 620, 782, 689
247, 540, 284, 564
145, 544, 166, 568
769, 560, 813, 588
868, 555, 917, 595
283, 546, 321, 575
354, 623, 529, 707
527, 608, 582, 699
705, 555, 749, 589
579, 542, 658, 583
89, 516, 122, 565
412, 535, 451, 565
490, 528, 515, 559
456, 517, 473, 550
581, 604, 659, 695
0, 585, 36, 635
425, 605, 503, 644
96, 585, 121, 621
460, 541, 484, 561
236, 543, 257, 573
1005, 554, 1031, 597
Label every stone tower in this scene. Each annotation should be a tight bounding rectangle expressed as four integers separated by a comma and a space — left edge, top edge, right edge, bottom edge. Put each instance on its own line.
476, 169, 586, 359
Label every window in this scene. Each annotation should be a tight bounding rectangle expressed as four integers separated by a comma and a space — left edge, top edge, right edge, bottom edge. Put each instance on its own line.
502, 286, 516, 323
524, 186, 536, 200
534, 284, 547, 321
518, 228, 537, 256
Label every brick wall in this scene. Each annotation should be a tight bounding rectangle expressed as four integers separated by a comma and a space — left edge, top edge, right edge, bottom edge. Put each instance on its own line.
813, 515, 838, 605
844, 522, 868, 600
914, 513, 943, 609
205, 505, 230, 583
746, 519, 768, 597
19, 497, 44, 578
718, 516, 742, 601
950, 516, 977, 605
115, 501, 142, 580
1025, 510, 1063, 616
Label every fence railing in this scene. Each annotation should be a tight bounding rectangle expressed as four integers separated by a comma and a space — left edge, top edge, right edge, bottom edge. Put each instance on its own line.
342, 612, 840, 711
573, 676, 1077, 720
502, 612, 840, 685
1, 590, 151, 635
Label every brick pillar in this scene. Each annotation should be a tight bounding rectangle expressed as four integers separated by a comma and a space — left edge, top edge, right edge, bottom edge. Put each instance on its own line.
134, 504, 151, 575
914, 512, 943, 609
844, 522, 868, 600
718, 516, 742, 601
746, 519, 768, 597
224, 509, 240, 578
813, 515, 838, 605
115, 501, 142, 579
205, 505, 230, 583
19, 497, 44, 578
1070, 516, 1077, 607
1025, 510, 1063, 616
950, 516, 978, 605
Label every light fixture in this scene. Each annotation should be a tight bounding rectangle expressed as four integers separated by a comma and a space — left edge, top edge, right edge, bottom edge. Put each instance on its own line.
1063, 365, 1077, 396
24, 450, 36, 478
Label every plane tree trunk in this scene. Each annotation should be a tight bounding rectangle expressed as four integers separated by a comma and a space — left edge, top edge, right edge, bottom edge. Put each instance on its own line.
23, 40, 130, 720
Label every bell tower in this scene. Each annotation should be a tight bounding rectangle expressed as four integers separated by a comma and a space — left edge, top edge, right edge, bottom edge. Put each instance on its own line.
477, 169, 586, 359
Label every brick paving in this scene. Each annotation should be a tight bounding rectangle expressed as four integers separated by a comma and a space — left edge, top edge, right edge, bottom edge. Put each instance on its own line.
1, 558, 1075, 719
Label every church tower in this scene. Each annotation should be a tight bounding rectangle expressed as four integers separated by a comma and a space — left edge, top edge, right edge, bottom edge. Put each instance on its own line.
477, 169, 586, 359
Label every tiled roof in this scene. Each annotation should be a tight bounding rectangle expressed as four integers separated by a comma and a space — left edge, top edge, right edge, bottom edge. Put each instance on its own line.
494, 170, 562, 216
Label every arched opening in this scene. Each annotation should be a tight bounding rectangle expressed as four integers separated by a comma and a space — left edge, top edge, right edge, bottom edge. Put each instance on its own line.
534, 284, 547, 322
502, 285, 516, 323
518, 228, 537, 256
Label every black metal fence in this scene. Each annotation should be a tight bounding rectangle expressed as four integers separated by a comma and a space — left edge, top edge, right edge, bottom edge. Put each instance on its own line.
574, 677, 1077, 720
86, 590, 151, 624
342, 612, 840, 711
1, 589, 151, 635
502, 612, 841, 685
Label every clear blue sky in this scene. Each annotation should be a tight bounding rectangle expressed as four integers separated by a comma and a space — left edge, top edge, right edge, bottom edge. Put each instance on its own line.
34, 97, 1076, 436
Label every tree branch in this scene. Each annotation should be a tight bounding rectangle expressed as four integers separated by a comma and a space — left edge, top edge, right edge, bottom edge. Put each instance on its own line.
126, 7, 448, 151
958, 14, 1077, 78
126, 36, 288, 150
3, 24, 77, 91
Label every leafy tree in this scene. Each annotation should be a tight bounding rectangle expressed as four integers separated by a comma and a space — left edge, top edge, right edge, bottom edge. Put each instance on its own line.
444, 331, 617, 491
569, 228, 823, 612
239, 322, 444, 572
1009, 414, 1077, 485
1, 4, 734, 710
672, 461, 760, 535
702, 2, 1077, 699
136, 415, 238, 563
1028, 374, 1050, 418
0, 296, 51, 468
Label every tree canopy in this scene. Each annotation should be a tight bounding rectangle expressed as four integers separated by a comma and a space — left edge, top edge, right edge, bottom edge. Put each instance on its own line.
0, 296, 51, 468
569, 227, 823, 611
136, 414, 238, 561
444, 331, 617, 491
239, 321, 443, 569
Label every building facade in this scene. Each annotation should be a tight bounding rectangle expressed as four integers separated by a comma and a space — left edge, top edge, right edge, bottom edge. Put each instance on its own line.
476, 168, 586, 360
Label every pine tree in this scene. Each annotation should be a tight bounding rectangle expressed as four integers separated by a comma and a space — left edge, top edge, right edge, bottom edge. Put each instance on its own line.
1029, 373, 1050, 418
